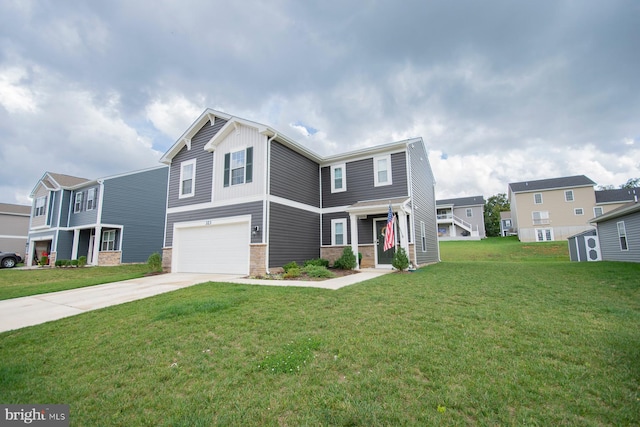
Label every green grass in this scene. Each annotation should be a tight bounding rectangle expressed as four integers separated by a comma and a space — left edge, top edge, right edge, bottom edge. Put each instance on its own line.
0, 239, 639, 425
0, 264, 150, 300
440, 235, 570, 262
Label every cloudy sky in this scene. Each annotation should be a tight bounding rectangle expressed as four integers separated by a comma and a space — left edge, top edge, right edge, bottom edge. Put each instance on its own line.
1, 0, 638, 206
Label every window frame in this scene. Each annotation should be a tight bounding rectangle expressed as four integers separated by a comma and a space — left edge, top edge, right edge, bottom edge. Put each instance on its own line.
35, 196, 46, 217
593, 207, 604, 217
617, 221, 628, 251
373, 155, 392, 187
420, 221, 427, 252
86, 188, 96, 211
223, 147, 253, 187
74, 192, 83, 213
179, 159, 196, 199
574, 208, 584, 215
532, 210, 550, 225
330, 163, 346, 193
534, 193, 543, 204
465, 208, 473, 218
535, 228, 554, 242
331, 218, 347, 246
565, 190, 574, 202
101, 229, 117, 251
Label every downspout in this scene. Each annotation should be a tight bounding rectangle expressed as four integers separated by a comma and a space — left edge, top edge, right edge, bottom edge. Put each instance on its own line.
264, 132, 278, 274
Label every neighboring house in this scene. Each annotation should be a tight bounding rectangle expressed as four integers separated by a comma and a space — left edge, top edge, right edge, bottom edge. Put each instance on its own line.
436, 196, 486, 239
499, 211, 514, 237
0, 203, 31, 256
590, 200, 640, 263
508, 175, 598, 242
27, 167, 168, 267
160, 109, 439, 276
594, 188, 639, 217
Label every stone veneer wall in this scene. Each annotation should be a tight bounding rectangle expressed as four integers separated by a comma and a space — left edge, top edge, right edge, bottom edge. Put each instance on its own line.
47, 252, 57, 267
321, 244, 376, 268
250, 244, 267, 277
162, 248, 172, 272
98, 251, 122, 266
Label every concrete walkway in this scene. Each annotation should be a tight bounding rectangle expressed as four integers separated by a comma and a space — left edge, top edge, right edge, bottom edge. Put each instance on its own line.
0, 269, 391, 333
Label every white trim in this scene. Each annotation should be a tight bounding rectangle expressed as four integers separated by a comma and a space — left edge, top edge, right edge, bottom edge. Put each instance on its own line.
420, 221, 426, 252
373, 217, 395, 268
74, 192, 83, 213
330, 163, 346, 193
593, 206, 604, 217
534, 193, 543, 204
535, 228, 554, 242
574, 208, 584, 215
564, 190, 574, 202
617, 221, 628, 251
179, 159, 197, 199
373, 154, 392, 187
331, 218, 347, 246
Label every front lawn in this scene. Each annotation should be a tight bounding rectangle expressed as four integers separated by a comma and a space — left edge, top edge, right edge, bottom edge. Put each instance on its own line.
1, 240, 638, 425
0, 264, 151, 300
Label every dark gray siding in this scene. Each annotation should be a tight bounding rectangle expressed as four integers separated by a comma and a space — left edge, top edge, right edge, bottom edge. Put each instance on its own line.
56, 230, 74, 260
69, 186, 99, 227
165, 201, 263, 246
269, 202, 320, 268
409, 141, 439, 265
322, 152, 408, 207
270, 141, 320, 207
167, 118, 227, 209
597, 212, 640, 262
56, 190, 73, 227
101, 167, 169, 263
322, 212, 352, 246
567, 230, 597, 262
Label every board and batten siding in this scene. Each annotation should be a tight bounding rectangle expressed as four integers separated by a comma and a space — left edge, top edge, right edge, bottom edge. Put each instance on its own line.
165, 201, 263, 247
409, 140, 439, 265
321, 152, 408, 208
167, 118, 227, 209
270, 140, 320, 207
269, 202, 320, 268
101, 167, 169, 263
597, 211, 640, 262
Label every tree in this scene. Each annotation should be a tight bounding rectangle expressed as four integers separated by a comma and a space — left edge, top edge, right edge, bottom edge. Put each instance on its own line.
620, 178, 640, 189
484, 193, 510, 237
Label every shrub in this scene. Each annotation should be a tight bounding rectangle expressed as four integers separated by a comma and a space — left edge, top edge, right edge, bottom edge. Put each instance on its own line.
334, 247, 357, 270
303, 258, 330, 268
64, 260, 71, 267
302, 265, 336, 279
147, 252, 163, 273
70, 259, 78, 267
392, 246, 410, 271
39, 256, 48, 266
78, 256, 87, 267
283, 267, 301, 279
283, 261, 299, 273
55, 260, 64, 267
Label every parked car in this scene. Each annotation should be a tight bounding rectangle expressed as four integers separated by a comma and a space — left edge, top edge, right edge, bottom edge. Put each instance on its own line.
0, 251, 22, 268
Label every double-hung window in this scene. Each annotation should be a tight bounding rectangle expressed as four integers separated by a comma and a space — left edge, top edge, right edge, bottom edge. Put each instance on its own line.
534, 193, 543, 204
224, 147, 253, 187
179, 159, 196, 198
331, 218, 347, 246
593, 207, 604, 217
617, 221, 628, 250
35, 196, 46, 217
87, 188, 96, 210
420, 221, 427, 252
331, 164, 346, 193
466, 208, 473, 218
101, 229, 116, 251
565, 190, 574, 202
532, 211, 549, 225
374, 155, 392, 186
74, 192, 83, 213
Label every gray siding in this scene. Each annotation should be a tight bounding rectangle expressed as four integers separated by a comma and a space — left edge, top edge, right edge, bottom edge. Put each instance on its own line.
69, 186, 100, 227
322, 212, 352, 246
567, 230, 597, 262
597, 212, 640, 262
167, 118, 227, 208
165, 201, 263, 247
270, 141, 320, 207
101, 167, 169, 263
409, 141, 439, 265
55, 230, 74, 260
269, 202, 320, 268
322, 152, 408, 208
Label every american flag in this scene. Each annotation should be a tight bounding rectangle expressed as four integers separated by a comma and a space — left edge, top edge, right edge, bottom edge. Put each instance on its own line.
383, 204, 395, 251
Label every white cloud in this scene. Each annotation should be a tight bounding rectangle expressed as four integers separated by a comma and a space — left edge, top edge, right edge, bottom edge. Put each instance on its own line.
145, 95, 205, 139
0, 66, 39, 113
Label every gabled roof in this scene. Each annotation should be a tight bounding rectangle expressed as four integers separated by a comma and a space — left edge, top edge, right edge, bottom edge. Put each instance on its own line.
30, 172, 90, 197
591, 201, 640, 223
595, 188, 639, 204
0, 203, 31, 215
509, 175, 596, 193
436, 195, 485, 207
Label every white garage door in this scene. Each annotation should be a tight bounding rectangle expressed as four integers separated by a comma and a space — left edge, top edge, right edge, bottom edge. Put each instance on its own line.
174, 220, 250, 274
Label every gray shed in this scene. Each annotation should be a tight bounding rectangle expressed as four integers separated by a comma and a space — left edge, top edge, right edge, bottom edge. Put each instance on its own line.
567, 229, 600, 262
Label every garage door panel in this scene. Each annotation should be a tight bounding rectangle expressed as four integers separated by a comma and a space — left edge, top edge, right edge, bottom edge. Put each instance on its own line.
175, 221, 250, 274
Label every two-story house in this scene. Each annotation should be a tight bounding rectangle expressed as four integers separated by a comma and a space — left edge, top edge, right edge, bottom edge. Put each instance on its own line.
594, 188, 639, 217
0, 203, 31, 256
27, 167, 168, 266
160, 109, 439, 276
508, 175, 597, 242
436, 196, 486, 240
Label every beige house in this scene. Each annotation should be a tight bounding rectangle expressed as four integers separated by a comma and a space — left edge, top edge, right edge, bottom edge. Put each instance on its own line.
0, 203, 31, 256
508, 175, 598, 242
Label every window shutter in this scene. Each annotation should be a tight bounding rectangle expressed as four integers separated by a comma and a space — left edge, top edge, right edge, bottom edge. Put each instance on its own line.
223, 153, 230, 187
246, 147, 253, 183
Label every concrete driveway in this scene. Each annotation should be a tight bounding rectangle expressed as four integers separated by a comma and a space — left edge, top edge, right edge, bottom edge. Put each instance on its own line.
0, 269, 392, 333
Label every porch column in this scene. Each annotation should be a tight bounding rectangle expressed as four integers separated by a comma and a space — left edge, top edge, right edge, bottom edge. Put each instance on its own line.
349, 213, 360, 270
92, 226, 101, 265
397, 210, 409, 254
71, 229, 80, 260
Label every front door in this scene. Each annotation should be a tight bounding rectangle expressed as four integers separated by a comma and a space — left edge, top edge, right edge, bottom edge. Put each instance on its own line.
374, 218, 395, 266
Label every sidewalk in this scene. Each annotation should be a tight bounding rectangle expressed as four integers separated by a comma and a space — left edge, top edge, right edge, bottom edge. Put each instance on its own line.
0, 269, 392, 333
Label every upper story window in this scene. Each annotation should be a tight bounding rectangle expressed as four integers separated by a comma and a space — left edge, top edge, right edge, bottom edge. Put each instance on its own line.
74, 192, 83, 213
617, 221, 628, 250
466, 208, 473, 218
534, 193, 543, 204
87, 188, 96, 211
374, 155, 392, 187
331, 218, 347, 245
532, 211, 550, 225
593, 207, 604, 217
179, 159, 196, 198
224, 147, 253, 187
35, 196, 46, 217
331, 164, 346, 193
574, 208, 584, 215
565, 190, 574, 202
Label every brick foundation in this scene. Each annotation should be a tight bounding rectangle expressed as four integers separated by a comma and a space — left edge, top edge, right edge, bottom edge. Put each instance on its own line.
162, 247, 172, 272
98, 251, 122, 266
250, 244, 267, 277
47, 252, 56, 267
321, 244, 376, 268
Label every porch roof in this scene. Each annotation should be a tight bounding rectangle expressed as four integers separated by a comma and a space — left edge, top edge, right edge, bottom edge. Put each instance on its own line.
345, 197, 410, 216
